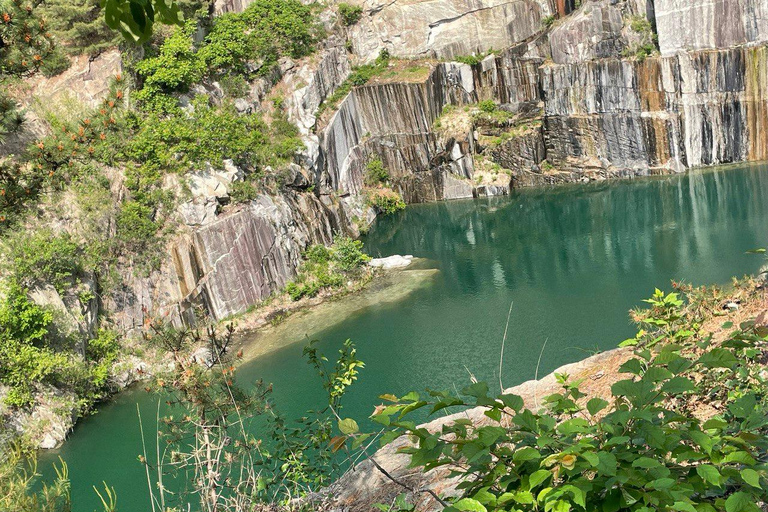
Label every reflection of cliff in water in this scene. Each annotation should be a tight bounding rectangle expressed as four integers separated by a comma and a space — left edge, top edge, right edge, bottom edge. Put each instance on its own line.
367, 164, 768, 295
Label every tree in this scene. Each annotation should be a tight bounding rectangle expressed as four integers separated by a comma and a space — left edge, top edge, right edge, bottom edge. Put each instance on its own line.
39, 0, 118, 56
101, 0, 184, 43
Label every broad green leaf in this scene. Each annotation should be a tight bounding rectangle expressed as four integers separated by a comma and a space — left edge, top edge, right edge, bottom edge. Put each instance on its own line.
587, 398, 609, 415
513, 446, 541, 463
462, 382, 489, 399
696, 464, 722, 486
697, 348, 738, 369
499, 393, 524, 411
351, 433, 372, 449
596, 451, 617, 476
450, 498, 487, 512
740, 468, 762, 488
725, 491, 759, 512
671, 502, 696, 512
338, 418, 359, 435
661, 376, 696, 394
528, 469, 551, 489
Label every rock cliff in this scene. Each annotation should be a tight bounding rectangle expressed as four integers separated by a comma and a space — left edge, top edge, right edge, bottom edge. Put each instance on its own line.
15, 0, 768, 343
108, 0, 768, 331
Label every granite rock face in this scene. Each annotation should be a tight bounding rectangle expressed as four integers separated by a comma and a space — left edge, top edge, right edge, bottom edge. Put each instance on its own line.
548, 2, 626, 64
347, 0, 554, 62
168, 192, 348, 321
319, 49, 543, 202
655, 0, 768, 56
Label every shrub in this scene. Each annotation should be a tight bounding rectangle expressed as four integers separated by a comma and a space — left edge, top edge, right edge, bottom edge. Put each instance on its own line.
229, 180, 260, 203
129, 96, 301, 172
364, 158, 389, 186
38, 0, 119, 56
331, 236, 370, 271
478, 99, 497, 113
285, 238, 370, 301
542, 14, 556, 27
365, 187, 406, 215
6, 230, 82, 293
305, 244, 331, 264
115, 201, 159, 250
338, 3, 363, 26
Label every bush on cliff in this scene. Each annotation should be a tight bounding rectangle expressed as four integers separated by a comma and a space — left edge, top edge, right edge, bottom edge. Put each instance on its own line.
286, 236, 371, 301
369, 284, 768, 511
0, 285, 118, 409
365, 187, 406, 215
338, 2, 363, 26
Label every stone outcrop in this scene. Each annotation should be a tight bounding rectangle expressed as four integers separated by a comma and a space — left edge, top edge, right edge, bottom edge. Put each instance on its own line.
548, 1, 626, 64
655, 0, 768, 56
319, 49, 543, 202
347, 0, 554, 62
167, 192, 350, 322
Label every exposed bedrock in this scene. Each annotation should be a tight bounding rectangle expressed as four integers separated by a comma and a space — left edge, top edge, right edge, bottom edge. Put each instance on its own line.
109, 191, 354, 333
654, 0, 768, 57
347, 0, 555, 62
541, 45, 768, 171
319, 50, 542, 200
547, 1, 627, 64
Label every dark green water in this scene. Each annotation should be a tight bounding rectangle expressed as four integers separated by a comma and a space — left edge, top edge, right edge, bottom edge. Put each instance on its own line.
41, 164, 768, 511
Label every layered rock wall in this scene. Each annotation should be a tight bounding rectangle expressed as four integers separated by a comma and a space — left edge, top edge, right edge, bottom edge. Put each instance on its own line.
655, 0, 768, 56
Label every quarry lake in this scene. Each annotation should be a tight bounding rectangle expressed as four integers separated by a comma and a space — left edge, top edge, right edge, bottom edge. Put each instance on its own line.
41, 163, 768, 510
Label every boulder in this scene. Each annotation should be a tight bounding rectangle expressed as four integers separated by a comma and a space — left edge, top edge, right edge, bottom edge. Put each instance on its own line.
369, 255, 414, 269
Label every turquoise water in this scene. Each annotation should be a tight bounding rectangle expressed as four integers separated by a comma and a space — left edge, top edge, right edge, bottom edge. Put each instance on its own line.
41, 164, 768, 511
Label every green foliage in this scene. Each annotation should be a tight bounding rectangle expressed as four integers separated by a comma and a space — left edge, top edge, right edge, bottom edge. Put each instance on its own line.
374, 288, 768, 511
364, 158, 390, 186
0, 443, 73, 512
365, 187, 406, 215
133, 20, 203, 113
453, 50, 496, 66
332, 235, 370, 271
5, 229, 82, 293
285, 236, 371, 301
542, 14, 556, 28
479, 100, 497, 113
338, 2, 362, 26
0, 89, 22, 142
0, 0, 58, 76
131, 96, 280, 170
39, 0, 119, 56
0, 284, 119, 410
0, 0, 66, 141
101, 0, 184, 44
115, 200, 159, 251
623, 15, 658, 62
135, 0, 318, 112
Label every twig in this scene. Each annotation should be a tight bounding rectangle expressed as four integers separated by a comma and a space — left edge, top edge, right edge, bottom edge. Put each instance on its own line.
370, 457, 449, 508
499, 301, 514, 391
533, 337, 549, 411
137, 404, 159, 512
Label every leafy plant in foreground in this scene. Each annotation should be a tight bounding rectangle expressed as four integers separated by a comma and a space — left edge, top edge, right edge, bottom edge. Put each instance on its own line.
371, 288, 768, 511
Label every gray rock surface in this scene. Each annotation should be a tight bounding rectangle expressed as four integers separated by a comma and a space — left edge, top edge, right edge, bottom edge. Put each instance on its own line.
347, 0, 553, 62
655, 0, 768, 56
